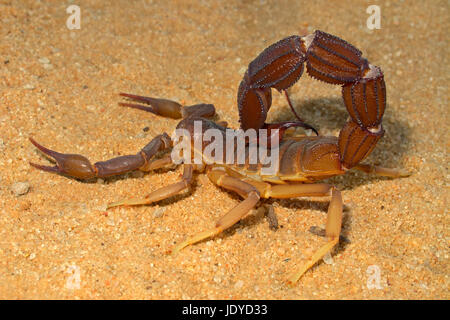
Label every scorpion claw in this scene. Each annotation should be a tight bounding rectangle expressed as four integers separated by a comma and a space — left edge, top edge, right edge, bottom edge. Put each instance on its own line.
118, 101, 158, 113
29, 137, 63, 160
29, 137, 97, 179
29, 162, 61, 174
119, 92, 160, 104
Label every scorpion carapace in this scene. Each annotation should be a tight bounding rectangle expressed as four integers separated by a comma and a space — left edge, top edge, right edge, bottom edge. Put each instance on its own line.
29, 30, 409, 285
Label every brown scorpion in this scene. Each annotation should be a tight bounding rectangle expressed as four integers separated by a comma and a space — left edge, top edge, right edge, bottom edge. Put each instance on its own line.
30, 30, 408, 285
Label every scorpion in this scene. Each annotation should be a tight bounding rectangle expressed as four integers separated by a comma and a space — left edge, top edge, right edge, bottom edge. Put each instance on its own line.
29, 30, 408, 285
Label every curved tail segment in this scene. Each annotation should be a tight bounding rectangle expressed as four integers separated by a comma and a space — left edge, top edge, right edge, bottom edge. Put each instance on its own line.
339, 65, 386, 169
237, 35, 315, 135
238, 30, 386, 169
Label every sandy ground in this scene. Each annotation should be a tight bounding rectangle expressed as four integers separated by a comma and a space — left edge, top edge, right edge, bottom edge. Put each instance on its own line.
0, 0, 448, 299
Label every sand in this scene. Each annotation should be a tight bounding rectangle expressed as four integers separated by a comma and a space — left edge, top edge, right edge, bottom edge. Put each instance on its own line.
0, 0, 448, 299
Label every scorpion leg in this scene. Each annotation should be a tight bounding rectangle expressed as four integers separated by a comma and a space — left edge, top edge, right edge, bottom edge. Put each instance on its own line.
171, 168, 260, 254
29, 133, 172, 179
107, 164, 194, 208
139, 153, 173, 172
352, 163, 410, 178
263, 183, 343, 284
171, 174, 342, 284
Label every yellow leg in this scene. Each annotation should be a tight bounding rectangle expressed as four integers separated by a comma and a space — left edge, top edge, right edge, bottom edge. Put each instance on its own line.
171, 168, 260, 254
353, 163, 410, 178
287, 238, 339, 285
107, 164, 193, 208
170, 170, 343, 285
266, 184, 343, 285
139, 153, 174, 172
285, 188, 342, 285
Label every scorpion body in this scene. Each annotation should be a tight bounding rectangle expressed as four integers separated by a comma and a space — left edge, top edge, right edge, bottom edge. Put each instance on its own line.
30, 30, 408, 285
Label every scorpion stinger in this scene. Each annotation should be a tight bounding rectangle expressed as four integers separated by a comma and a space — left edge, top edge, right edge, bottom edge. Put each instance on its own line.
282, 89, 319, 136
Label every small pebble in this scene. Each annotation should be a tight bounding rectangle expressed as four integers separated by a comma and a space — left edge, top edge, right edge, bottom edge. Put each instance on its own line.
264, 204, 278, 230
11, 182, 30, 196
153, 207, 166, 218
38, 57, 50, 64
136, 132, 147, 139
234, 280, 244, 289
96, 204, 108, 212
179, 84, 191, 90
322, 252, 334, 265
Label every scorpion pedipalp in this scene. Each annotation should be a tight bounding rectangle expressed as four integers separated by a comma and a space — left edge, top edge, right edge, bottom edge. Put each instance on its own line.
119, 92, 183, 119
29, 137, 97, 179
29, 132, 173, 179
119, 93, 216, 119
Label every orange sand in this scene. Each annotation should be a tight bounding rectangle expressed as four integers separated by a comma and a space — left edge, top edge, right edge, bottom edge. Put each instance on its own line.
0, 0, 448, 299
